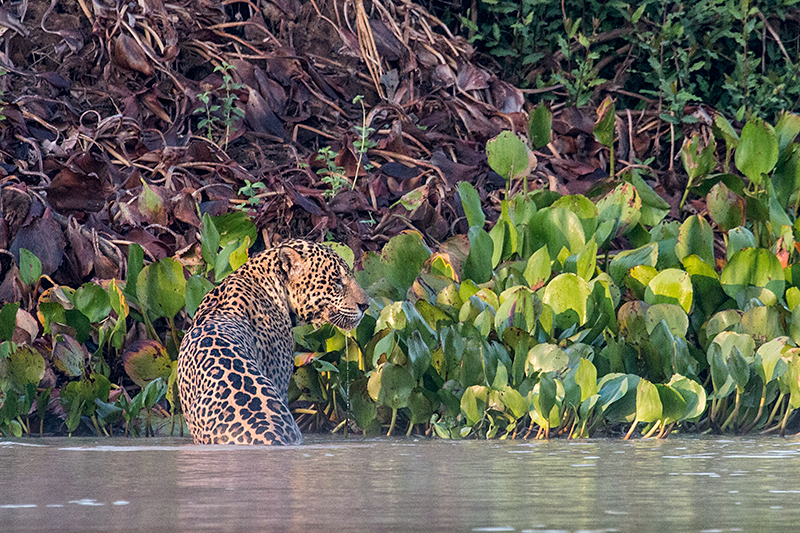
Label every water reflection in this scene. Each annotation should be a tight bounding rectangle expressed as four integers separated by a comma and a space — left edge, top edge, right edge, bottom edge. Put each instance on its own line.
0, 437, 799, 532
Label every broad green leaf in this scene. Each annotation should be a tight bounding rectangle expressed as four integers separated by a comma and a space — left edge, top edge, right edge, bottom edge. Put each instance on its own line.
487, 131, 532, 181
645, 303, 688, 338
201, 212, 220, 268
72, 283, 111, 324
457, 182, 486, 229
523, 246, 551, 289
212, 211, 258, 247
382, 232, 431, 293
495, 286, 541, 336
655, 384, 687, 424
463, 227, 494, 284
0, 303, 19, 342
461, 384, 489, 425
136, 257, 186, 319
644, 268, 693, 314
536, 373, 558, 422
630, 173, 670, 227
680, 133, 716, 181
525, 343, 569, 374
595, 182, 641, 245
727, 346, 750, 390
528, 103, 552, 149
675, 215, 714, 266
635, 379, 662, 423
720, 248, 785, 303
122, 340, 172, 388
407, 329, 432, 381
185, 275, 215, 318
377, 363, 415, 410
707, 182, 745, 231
609, 243, 658, 285
735, 116, 779, 185
19, 249, 42, 286
683, 255, 726, 320
125, 244, 144, 297
726, 226, 757, 260
529, 207, 586, 258
775, 111, 800, 153
542, 273, 591, 329
755, 337, 791, 384
551, 195, 598, 238
742, 305, 783, 343
0, 346, 45, 393
574, 358, 598, 402
668, 375, 707, 421
624, 265, 658, 300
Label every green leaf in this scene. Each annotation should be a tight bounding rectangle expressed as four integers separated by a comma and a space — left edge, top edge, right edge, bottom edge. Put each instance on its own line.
593, 96, 615, 147
382, 233, 431, 293
528, 103, 552, 149
675, 215, 714, 266
525, 343, 569, 375
125, 244, 144, 297
595, 183, 641, 245
136, 257, 187, 319
655, 384, 687, 424
735, 116, 779, 185
668, 375, 707, 421
486, 131, 532, 181
185, 275, 215, 318
461, 385, 489, 425
407, 329, 432, 381
644, 268, 693, 314
680, 133, 716, 181
495, 286, 541, 336
523, 246, 551, 289
0, 346, 45, 393
72, 283, 111, 324
727, 346, 750, 390
529, 207, 586, 258
609, 243, 659, 285
707, 182, 746, 231
635, 379, 662, 423
775, 111, 800, 154
122, 340, 172, 388
755, 337, 790, 384
18, 249, 42, 286
0, 303, 19, 342
457, 182, 486, 229
201, 212, 220, 269
378, 363, 415, 410
645, 303, 688, 338
542, 273, 592, 329
463, 227, 494, 284
720, 248, 785, 303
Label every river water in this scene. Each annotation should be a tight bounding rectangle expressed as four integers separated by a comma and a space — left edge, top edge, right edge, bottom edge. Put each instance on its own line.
1, 436, 799, 532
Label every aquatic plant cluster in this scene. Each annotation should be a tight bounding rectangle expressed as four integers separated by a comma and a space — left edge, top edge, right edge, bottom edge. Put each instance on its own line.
4, 106, 800, 440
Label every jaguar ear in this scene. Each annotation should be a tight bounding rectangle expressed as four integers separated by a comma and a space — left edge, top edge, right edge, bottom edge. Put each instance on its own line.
278, 247, 306, 278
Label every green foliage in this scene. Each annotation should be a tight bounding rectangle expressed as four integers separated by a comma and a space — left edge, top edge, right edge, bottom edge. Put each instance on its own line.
193, 61, 246, 149
458, 1, 800, 120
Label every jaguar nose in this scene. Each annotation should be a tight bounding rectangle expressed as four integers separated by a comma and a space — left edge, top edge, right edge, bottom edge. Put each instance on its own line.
357, 301, 370, 312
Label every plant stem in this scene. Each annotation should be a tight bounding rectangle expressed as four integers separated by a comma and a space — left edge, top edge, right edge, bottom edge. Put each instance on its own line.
387, 407, 398, 436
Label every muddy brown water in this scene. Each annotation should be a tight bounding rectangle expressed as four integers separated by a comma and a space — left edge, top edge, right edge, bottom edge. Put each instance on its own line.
1, 436, 800, 532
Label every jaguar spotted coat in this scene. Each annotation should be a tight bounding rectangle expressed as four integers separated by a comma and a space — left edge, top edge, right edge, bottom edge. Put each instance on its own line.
177, 240, 369, 445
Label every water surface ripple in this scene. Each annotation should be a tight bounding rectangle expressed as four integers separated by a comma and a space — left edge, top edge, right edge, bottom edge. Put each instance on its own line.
1, 436, 799, 532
